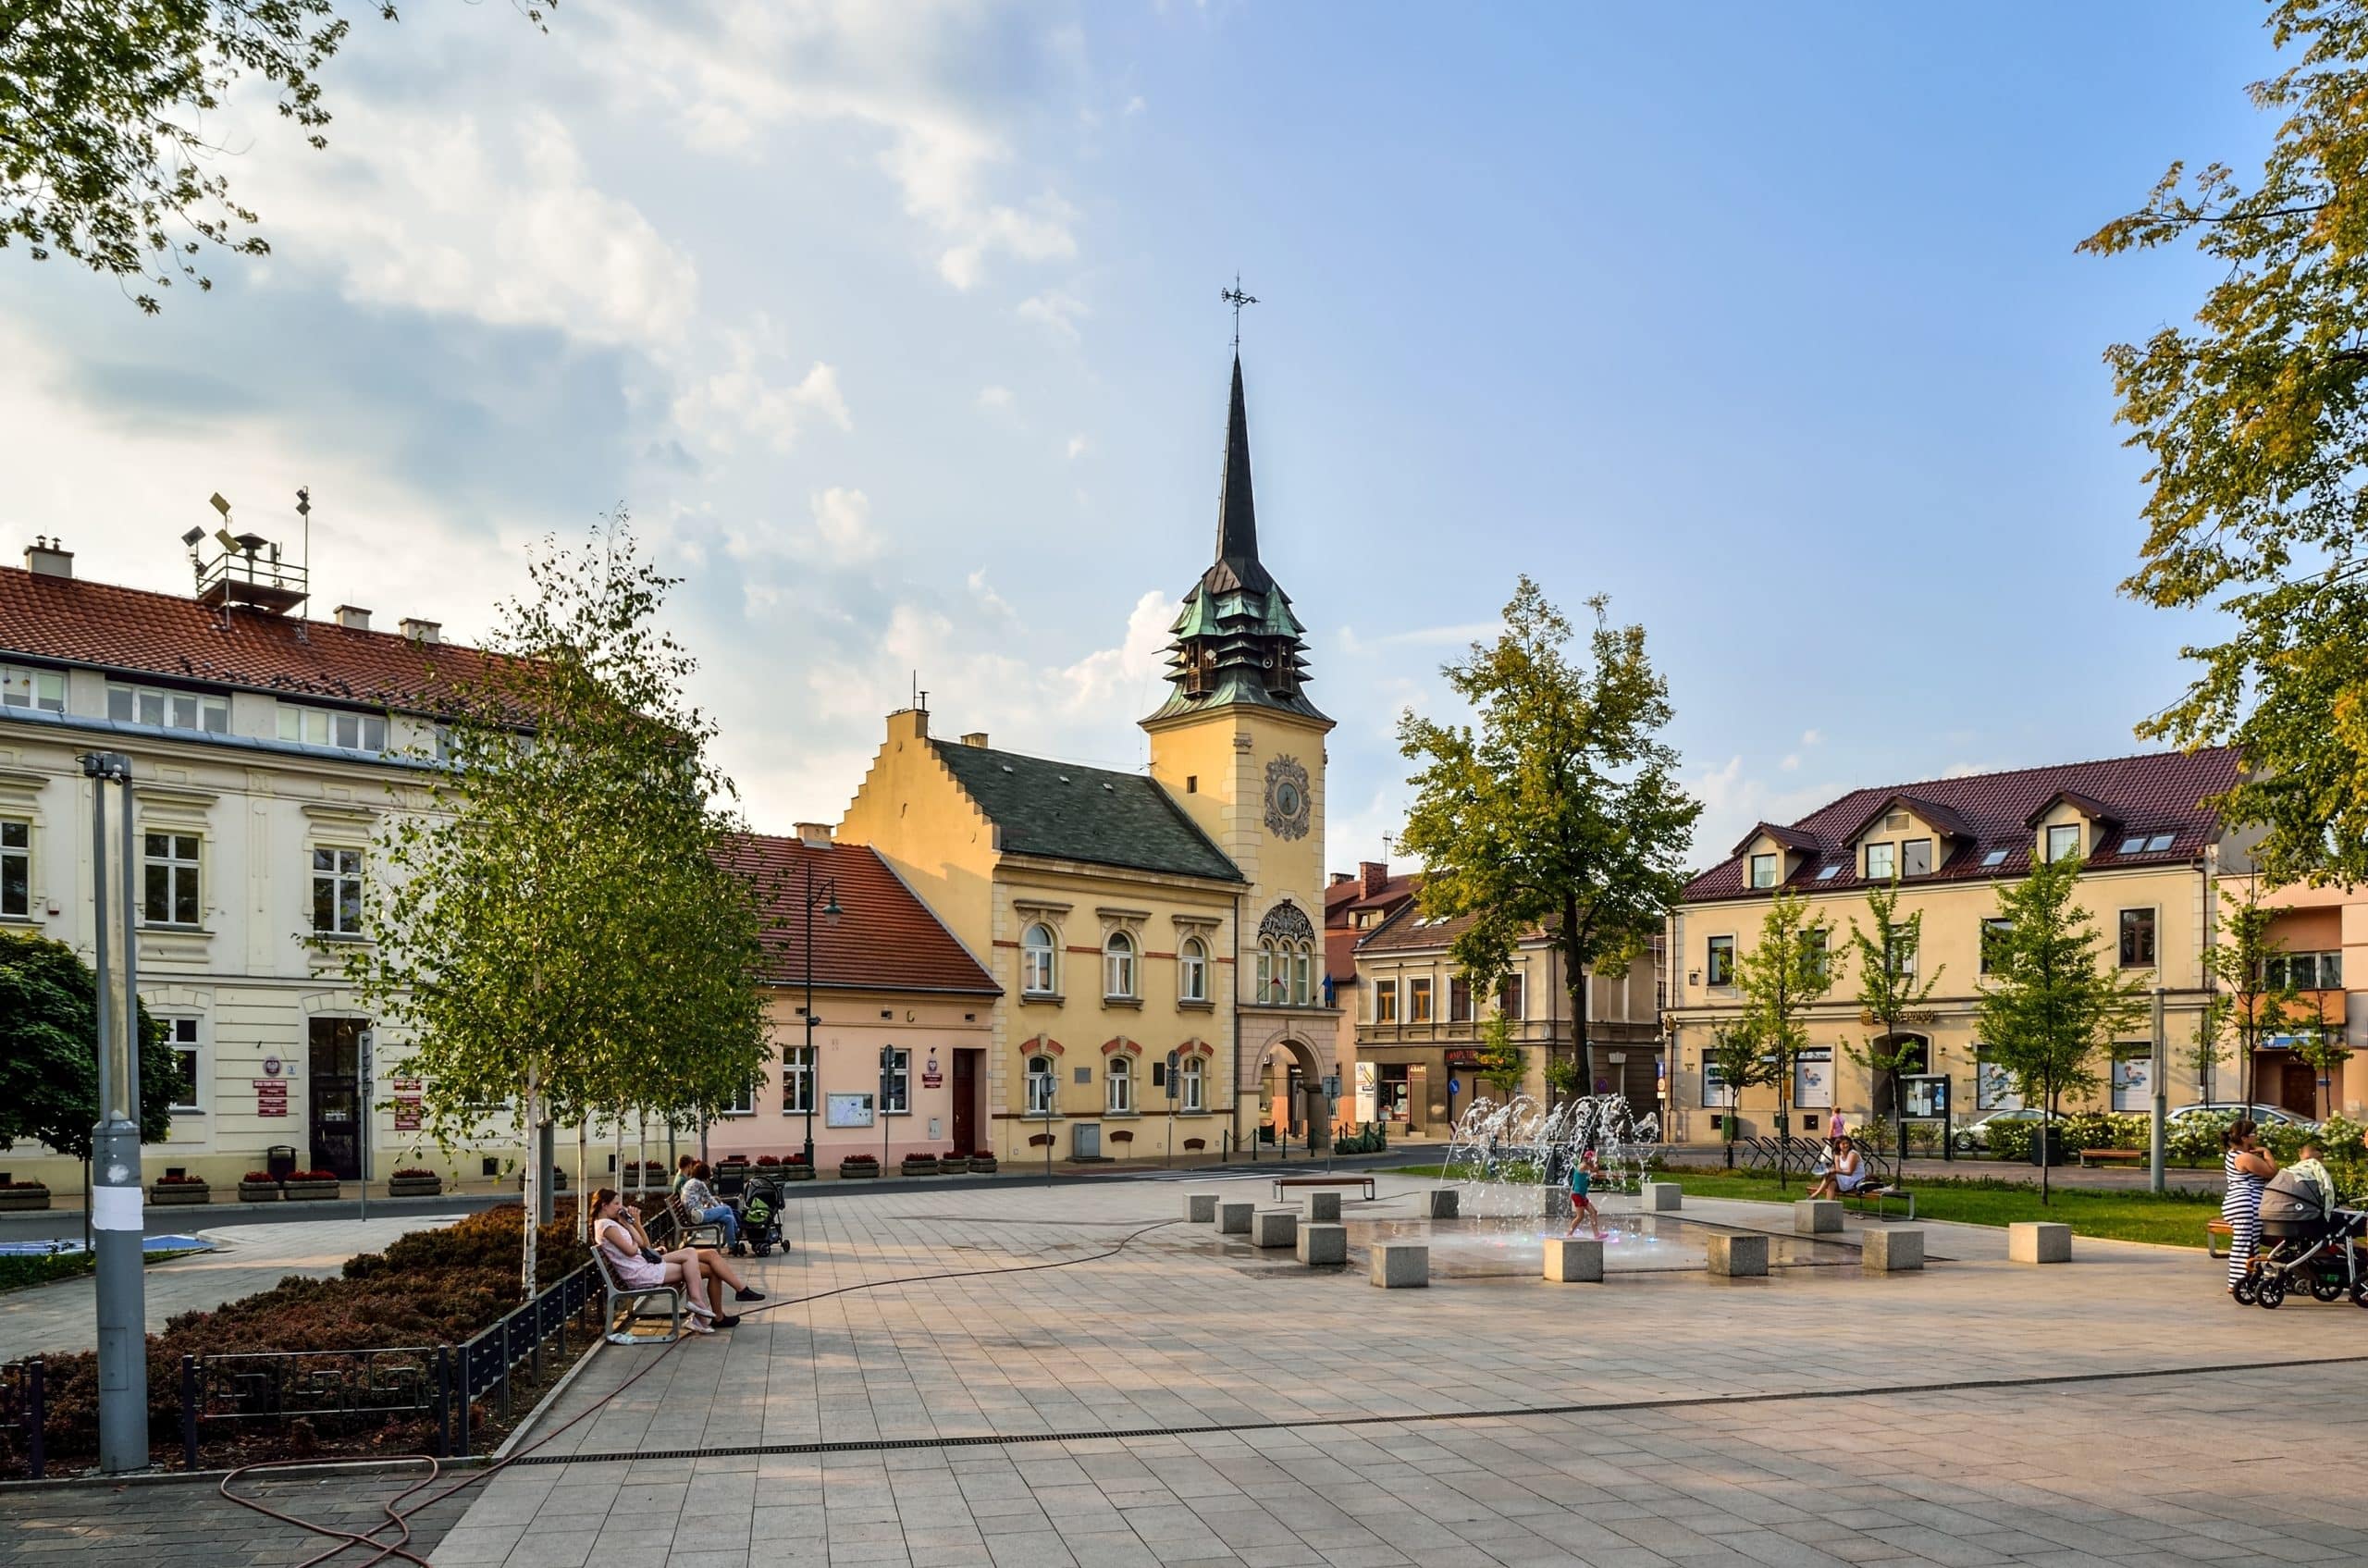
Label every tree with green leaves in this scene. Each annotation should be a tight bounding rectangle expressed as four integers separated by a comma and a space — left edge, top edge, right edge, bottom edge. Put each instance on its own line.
1398, 578, 1700, 1105
2202, 879, 2295, 1105
1474, 1012, 1528, 1102
1843, 883, 1940, 1167
1703, 1019, 1768, 1170
2293, 988, 2353, 1118
0, 931, 175, 1161
1975, 856, 2150, 1203
2082, 0, 2368, 886
335, 515, 770, 1293
4, 2, 552, 313
1732, 890, 1837, 1187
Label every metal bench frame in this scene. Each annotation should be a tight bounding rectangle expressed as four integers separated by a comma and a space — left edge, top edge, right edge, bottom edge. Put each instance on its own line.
590, 1246, 684, 1345
667, 1192, 728, 1250
1272, 1176, 1377, 1202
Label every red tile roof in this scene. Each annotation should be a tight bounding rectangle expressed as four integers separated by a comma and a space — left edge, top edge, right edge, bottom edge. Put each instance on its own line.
723, 833, 999, 995
1683, 747, 2241, 904
0, 566, 507, 713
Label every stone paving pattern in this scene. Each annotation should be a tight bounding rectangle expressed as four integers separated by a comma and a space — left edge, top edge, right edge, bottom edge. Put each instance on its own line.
6, 1173, 2362, 1567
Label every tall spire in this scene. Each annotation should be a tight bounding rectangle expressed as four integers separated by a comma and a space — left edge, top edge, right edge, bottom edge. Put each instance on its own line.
1214, 353, 1271, 592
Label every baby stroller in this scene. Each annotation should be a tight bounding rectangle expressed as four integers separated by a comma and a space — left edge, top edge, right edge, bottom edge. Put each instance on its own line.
737, 1175, 784, 1258
2241, 1168, 2368, 1309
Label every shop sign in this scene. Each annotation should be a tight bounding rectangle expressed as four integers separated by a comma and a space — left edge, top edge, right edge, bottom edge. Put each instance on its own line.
253, 1080, 290, 1117
921, 1051, 943, 1089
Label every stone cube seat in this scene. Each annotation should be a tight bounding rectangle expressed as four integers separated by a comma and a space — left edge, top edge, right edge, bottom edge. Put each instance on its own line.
1183, 1192, 1218, 1224
1707, 1232, 1769, 1278
1542, 1236, 1603, 1282
2009, 1222, 2072, 1264
1639, 1181, 1682, 1211
1425, 1189, 1460, 1219
1370, 1241, 1428, 1288
1794, 1199, 1843, 1234
1306, 1191, 1342, 1223
1862, 1227, 1924, 1272
1297, 1223, 1347, 1266
1251, 1208, 1298, 1249
1216, 1200, 1255, 1236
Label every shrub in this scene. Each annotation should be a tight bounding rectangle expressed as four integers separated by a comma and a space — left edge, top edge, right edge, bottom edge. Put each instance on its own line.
0, 1179, 50, 1191
241, 1171, 277, 1184
785, 1154, 809, 1166
842, 1154, 878, 1164
288, 1169, 340, 1182
389, 1167, 438, 1179
755, 1155, 781, 1167
154, 1173, 206, 1186
1986, 1121, 2036, 1162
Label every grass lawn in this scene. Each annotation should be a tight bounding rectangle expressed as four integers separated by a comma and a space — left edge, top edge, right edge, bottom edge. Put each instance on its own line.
1383, 1162, 2224, 1249
0, 1247, 207, 1294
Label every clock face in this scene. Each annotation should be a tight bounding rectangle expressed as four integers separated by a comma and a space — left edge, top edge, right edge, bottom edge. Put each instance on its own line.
1264, 755, 1312, 840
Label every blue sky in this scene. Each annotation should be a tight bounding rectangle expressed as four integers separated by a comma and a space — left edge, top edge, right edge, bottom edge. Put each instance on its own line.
2, 2, 2281, 868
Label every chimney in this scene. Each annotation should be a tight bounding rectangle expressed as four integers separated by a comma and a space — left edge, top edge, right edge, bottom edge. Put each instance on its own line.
1329, 871, 1355, 886
333, 605, 372, 631
886, 707, 930, 745
1359, 860, 1388, 898
400, 617, 441, 645
960, 732, 989, 748
795, 822, 834, 850
24, 537, 72, 579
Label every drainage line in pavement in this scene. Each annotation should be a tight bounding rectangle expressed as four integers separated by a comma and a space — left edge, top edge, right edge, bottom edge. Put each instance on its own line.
508, 1351, 2368, 1469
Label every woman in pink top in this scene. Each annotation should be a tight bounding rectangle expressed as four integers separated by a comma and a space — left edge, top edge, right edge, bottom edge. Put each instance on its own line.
590, 1188, 760, 1332
1828, 1109, 1846, 1142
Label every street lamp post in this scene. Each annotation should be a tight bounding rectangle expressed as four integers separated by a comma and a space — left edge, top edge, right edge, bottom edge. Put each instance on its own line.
80, 750, 145, 1474
799, 855, 841, 1169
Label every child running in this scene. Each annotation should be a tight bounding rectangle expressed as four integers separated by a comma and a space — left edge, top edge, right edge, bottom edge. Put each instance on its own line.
1564, 1147, 1604, 1239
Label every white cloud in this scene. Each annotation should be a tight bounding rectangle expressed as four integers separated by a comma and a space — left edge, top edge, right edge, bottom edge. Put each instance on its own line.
1018, 289, 1090, 341
1337, 622, 1498, 657
1941, 760, 1987, 778
807, 488, 880, 565
1066, 434, 1089, 461
1123, 95, 1147, 117
1800, 728, 1823, 747
1687, 754, 1837, 867
976, 384, 1016, 412
1779, 753, 1801, 772
672, 340, 850, 455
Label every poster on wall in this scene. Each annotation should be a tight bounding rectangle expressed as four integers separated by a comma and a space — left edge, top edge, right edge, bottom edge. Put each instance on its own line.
826, 1093, 876, 1129
1353, 1062, 1377, 1123
1793, 1047, 1834, 1110
1977, 1058, 2022, 1111
2110, 1051, 2152, 1113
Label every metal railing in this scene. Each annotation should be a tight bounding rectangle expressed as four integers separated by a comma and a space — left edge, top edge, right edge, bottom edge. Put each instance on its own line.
1, 1358, 43, 1479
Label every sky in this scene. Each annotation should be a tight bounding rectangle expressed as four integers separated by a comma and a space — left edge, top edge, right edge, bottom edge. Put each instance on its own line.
1, 2, 2286, 873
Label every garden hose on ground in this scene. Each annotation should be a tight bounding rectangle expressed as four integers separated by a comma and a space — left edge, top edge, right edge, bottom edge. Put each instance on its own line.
215, 1217, 1188, 1568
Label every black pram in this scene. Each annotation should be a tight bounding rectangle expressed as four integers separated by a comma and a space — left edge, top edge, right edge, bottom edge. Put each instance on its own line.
2243, 1168, 2368, 1309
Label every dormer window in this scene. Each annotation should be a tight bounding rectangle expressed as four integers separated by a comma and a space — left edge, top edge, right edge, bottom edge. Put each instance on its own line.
1901, 838, 1932, 877
2045, 824, 2082, 863
1748, 853, 1777, 889
1864, 842, 1895, 881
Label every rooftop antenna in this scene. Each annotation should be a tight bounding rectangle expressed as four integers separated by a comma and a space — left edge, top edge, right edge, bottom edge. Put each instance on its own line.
295, 488, 311, 623
1219, 273, 1258, 352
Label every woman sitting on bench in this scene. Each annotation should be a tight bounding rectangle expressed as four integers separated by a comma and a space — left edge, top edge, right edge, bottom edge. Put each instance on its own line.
590, 1188, 761, 1334
1805, 1136, 1865, 1201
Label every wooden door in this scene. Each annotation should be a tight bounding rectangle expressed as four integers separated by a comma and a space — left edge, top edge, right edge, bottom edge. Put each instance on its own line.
951, 1050, 978, 1154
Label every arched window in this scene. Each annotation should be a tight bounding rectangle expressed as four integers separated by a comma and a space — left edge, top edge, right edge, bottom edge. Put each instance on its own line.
1256, 940, 1276, 1001
1258, 903, 1317, 1006
1022, 923, 1056, 995
1106, 1055, 1133, 1113
1026, 1055, 1056, 1116
1104, 931, 1137, 999
1178, 937, 1208, 1003
1291, 942, 1314, 1005
1179, 1055, 1204, 1112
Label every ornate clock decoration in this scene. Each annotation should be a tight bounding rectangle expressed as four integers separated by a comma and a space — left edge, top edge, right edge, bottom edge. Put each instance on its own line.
1264, 754, 1312, 840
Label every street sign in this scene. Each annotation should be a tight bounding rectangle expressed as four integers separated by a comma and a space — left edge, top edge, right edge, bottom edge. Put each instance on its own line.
1321, 1073, 1340, 1100
1447, 1075, 1462, 1096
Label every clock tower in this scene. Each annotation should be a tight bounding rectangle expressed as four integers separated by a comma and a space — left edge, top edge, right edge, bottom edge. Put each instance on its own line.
1143, 353, 1338, 1136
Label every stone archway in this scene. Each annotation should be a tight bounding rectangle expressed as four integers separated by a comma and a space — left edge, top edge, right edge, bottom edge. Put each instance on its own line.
1252, 1034, 1327, 1146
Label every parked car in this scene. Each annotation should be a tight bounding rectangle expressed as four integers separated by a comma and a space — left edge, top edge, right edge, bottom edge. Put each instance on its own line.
1952, 1107, 2052, 1153
2165, 1102, 2319, 1131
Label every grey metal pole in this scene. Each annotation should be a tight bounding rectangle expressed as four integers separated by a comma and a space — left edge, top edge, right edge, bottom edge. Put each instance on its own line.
84, 753, 148, 1473
2150, 986, 2168, 1194
536, 1120, 556, 1225
358, 1031, 372, 1223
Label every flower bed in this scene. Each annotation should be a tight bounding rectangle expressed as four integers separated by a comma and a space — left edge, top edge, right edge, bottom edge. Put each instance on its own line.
388, 1167, 443, 1197
237, 1171, 282, 1203
970, 1151, 998, 1174
937, 1154, 969, 1175
837, 1155, 879, 1179
150, 1174, 211, 1206
282, 1170, 342, 1201
0, 1180, 51, 1213
778, 1154, 815, 1181
899, 1154, 940, 1177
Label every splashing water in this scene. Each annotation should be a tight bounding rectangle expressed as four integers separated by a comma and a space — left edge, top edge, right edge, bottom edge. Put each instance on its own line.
1441, 1093, 1661, 1219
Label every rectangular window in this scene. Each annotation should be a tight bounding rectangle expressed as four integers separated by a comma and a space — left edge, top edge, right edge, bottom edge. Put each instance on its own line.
1374, 981, 1399, 1024
723, 1078, 756, 1115
166, 1018, 202, 1112
1700, 1056, 1732, 1107
1976, 1049, 2021, 1111
1804, 928, 1831, 979
1180, 1056, 1203, 1112
278, 705, 388, 752
312, 846, 364, 935
108, 682, 228, 734
2117, 907, 2156, 969
1885, 932, 1918, 979
2267, 951, 2342, 992
1448, 975, 1473, 1022
1748, 852, 1777, 889
1501, 972, 1525, 1019
1980, 918, 2013, 974
780, 1045, 815, 1115
881, 1048, 910, 1114
0, 664, 66, 714
1705, 936, 1735, 988
1408, 977, 1433, 1023
2045, 823, 2082, 863
1864, 842, 1895, 881
0, 819, 27, 918
1106, 1057, 1133, 1114
1901, 838, 1932, 878
1026, 1056, 1056, 1116
142, 833, 201, 926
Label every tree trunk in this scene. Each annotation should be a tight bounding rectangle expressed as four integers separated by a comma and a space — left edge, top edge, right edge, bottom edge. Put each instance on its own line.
520, 1068, 540, 1300
2041, 1090, 2056, 1204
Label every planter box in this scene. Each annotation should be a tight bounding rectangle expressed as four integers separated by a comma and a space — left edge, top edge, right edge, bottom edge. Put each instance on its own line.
970, 1157, 997, 1175
937, 1156, 969, 1175
0, 1188, 52, 1212
281, 1180, 341, 1201
237, 1182, 282, 1203
150, 1183, 212, 1205
387, 1177, 443, 1198
778, 1165, 816, 1182
900, 1158, 940, 1178
838, 1162, 880, 1180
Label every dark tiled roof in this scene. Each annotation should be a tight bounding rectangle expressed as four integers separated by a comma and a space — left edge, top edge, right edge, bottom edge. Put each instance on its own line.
1835, 793, 1980, 848
1683, 747, 2241, 904
1731, 821, 1819, 857
0, 565, 505, 714
723, 834, 999, 994
931, 741, 1242, 883
2025, 788, 2118, 829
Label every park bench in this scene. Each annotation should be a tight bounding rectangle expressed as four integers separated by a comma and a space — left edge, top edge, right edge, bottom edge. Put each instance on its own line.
2208, 1218, 2235, 1257
666, 1193, 728, 1250
1272, 1175, 1376, 1203
590, 1245, 684, 1344
2078, 1148, 2144, 1168
1842, 1182, 1917, 1221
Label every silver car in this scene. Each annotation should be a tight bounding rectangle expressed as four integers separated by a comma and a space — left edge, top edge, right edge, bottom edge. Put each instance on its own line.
2165, 1102, 2319, 1131
1952, 1107, 2051, 1153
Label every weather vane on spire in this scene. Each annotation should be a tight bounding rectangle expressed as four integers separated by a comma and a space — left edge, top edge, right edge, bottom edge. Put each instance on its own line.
1220, 273, 1258, 351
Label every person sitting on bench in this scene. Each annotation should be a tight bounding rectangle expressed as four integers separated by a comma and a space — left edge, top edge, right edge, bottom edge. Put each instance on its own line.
590, 1188, 761, 1334
680, 1161, 739, 1249
1805, 1136, 1865, 1201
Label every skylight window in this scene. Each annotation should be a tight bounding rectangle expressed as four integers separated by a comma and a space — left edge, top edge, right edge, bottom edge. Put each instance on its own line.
2146, 833, 2175, 852
2118, 835, 2147, 855
1815, 865, 1841, 881
1981, 849, 2008, 868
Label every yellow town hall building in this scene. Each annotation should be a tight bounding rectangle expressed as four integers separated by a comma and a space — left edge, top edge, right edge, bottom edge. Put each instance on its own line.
836, 354, 1342, 1163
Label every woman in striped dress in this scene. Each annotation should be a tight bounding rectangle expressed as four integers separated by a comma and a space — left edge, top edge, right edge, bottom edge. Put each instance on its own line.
2223, 1118, 2278, 1294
